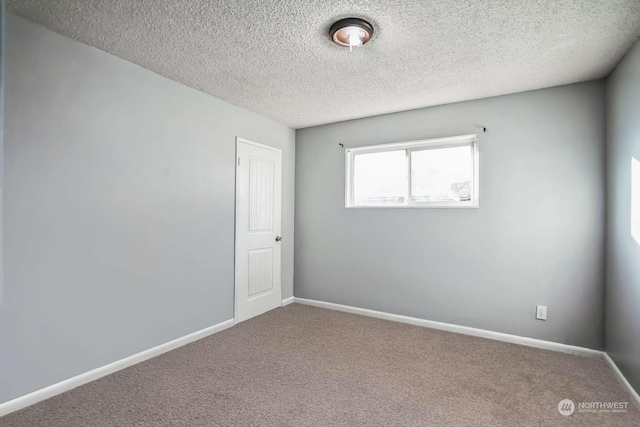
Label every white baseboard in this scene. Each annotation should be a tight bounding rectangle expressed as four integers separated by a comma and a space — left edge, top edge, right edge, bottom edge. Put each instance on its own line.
604, 353, 640, 409
293, 297, 603, 358
0, 318, 234, 418
281, 296, 294, 306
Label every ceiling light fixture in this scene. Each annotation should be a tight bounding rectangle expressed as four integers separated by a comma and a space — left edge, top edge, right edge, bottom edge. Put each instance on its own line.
330, 18, 374, 52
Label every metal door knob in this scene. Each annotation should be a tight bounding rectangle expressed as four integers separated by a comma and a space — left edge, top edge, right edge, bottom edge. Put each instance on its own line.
275, 236, 282, 242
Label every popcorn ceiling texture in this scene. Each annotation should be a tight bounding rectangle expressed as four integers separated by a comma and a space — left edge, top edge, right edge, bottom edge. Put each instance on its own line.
7, 0, 640, 129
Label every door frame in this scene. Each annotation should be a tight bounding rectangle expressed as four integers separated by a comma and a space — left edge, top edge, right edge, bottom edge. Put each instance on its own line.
234, 137, 283, 324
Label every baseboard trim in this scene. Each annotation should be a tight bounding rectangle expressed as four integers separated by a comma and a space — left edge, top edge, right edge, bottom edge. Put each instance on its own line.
604, 353, 640, 409
281, 296, 295, 306
0, 318, 235, 418
293, 297, 603, 358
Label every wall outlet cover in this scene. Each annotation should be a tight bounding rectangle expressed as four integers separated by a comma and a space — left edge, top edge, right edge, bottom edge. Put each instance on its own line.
536, 305, 547, 320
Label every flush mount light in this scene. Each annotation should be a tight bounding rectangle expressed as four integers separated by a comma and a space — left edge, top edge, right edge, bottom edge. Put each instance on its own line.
330, 18, 374, 52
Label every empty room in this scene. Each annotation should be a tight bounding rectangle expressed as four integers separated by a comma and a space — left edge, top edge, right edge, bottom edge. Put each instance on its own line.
1, 1, 640, 426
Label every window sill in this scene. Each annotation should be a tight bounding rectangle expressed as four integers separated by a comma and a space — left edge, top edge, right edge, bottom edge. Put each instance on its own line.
345, 203, 479, 209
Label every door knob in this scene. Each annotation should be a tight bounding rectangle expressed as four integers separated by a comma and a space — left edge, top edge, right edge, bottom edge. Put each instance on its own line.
275, 236, 282, 242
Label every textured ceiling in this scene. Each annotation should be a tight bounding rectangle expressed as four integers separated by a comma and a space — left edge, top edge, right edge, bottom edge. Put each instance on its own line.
7, 1, 640, 129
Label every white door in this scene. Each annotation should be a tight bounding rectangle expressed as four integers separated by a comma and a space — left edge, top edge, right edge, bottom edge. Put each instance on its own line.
235, 138, 282, 323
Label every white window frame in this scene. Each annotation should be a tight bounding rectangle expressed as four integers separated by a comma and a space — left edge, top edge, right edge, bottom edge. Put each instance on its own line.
345, 134, 479, 208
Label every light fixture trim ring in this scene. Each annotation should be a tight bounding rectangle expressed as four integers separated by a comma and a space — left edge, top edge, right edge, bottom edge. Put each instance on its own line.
330, 18, 374, 48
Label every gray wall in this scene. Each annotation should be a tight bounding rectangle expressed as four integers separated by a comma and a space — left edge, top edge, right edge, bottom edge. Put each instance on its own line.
606, 39, 640, 392
0, 14, 294, 404
295, 81, 606, 350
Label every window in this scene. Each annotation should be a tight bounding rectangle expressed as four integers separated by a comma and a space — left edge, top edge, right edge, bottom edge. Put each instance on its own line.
346, 134, 478, 208
632, 157, 639, 245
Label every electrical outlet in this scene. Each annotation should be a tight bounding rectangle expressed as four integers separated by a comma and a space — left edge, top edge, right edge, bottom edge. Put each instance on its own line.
536, 305, 547, 321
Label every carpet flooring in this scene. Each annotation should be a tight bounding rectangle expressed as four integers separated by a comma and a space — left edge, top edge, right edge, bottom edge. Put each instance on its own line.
1, 303, 638, 427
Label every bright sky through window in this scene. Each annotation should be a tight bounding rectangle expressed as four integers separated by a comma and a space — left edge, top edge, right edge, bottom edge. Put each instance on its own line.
632, 157, 640, 245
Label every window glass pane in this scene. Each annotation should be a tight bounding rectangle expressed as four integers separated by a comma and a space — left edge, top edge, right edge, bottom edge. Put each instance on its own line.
410, 145, 472, 202
353, 150, 407, 206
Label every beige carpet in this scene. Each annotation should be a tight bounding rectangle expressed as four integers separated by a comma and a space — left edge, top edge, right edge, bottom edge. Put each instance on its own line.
1, 303, 638, 427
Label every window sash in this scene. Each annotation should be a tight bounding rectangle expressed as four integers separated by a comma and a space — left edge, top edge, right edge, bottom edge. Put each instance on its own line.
345, 134, 479, 208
